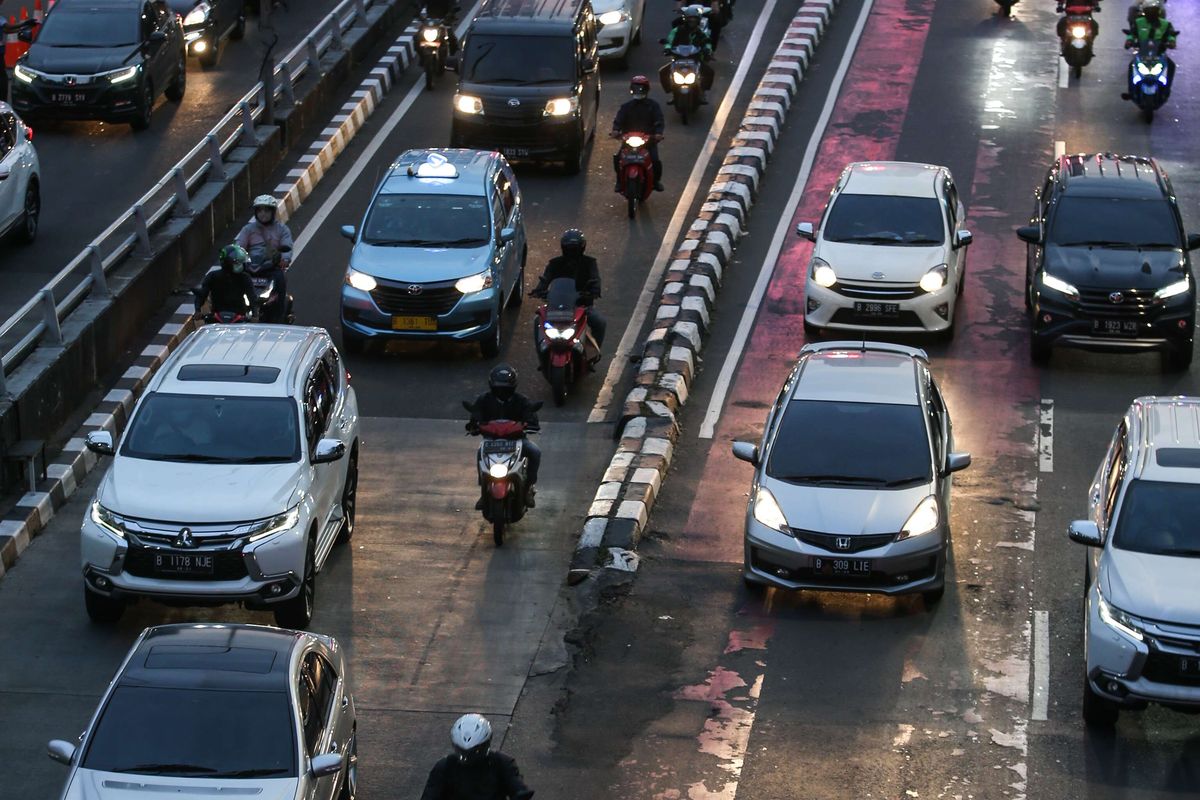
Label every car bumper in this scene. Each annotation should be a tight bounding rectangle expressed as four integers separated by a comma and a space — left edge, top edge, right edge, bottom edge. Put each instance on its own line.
183, 20, 218, 54
451, 113, 581, 160
598, 20, 633, 58
742, 517, 944, 595
804, 279, 956, 334
340, 284, 500, 343
12, 79, 144, 122
1032, 294, 1193, 354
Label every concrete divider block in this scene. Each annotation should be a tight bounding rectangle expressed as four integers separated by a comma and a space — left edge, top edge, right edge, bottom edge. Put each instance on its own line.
753, 87, 792, 110
588, 499, 614, 518
615, 499, 648, 526
703, 231, 733, 261
659, 373, 689, 406
681, 296, 711, 328
688, 274, 716, 305
717, 164, 761, 192
672, 321, 702, 350
594, 482, 621, 503
602, 517, 642, 550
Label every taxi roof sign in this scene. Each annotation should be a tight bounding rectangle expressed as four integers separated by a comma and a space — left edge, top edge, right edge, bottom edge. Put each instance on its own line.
408, 152, 459, 179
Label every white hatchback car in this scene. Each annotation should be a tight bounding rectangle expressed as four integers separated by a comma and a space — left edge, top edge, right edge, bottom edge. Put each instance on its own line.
0, 101, 40, 243
595, 0, 645, 65
798, 161, 973, 338
81, 325, 360, 630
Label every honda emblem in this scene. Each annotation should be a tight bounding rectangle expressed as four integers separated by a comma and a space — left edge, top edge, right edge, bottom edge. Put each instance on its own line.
835, 536, 851, 551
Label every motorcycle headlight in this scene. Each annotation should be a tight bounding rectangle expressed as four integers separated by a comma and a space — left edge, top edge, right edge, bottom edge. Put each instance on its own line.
346, 269, 378, 292
1154, 277, 1190, 301
183, 1, 211, 26
919, 264, 948, 293
544, 97, 579, 117
454, 93, 484, 115
455, 270, 494, 295
1097, 591, 1144, 642
1070, 24, 1088, 39
1149, 62, 1164, 76
598, 9, 627, 25
810, 258, 837, 288
1136, 61, 1152, 77
1041, 272, 1079, 300
421, 26, 440, 42
751, 487, 788, 533
13, 63, 37, 84
488, 463, 509, 479
245, 506, 301, 542
90, 500, 127, 539
672, 70, 696, 85
106, 66, 139, 84
899, 495, 939, 539
625, 135, 646, 148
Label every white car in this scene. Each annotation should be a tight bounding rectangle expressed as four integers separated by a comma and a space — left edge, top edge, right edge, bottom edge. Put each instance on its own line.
0, 102, 40, 243
595, 0, 645, 65
798, 161, 973, 338
80, 324, 360, 630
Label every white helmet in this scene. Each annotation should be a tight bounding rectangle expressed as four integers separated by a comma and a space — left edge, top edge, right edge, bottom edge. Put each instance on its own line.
450, 713, 492, 761
253, 194, 280, 210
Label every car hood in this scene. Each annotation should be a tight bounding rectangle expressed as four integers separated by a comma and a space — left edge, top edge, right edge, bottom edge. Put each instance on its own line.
65, 770, 298, 800
349, 242, 493, 283
98, 456, 304, 523
765, 477, 933, 534
1043, 245, 1186, 290
815, 240, 948, 282
1101, 549, 1200, 626
23, 44, 140, 76
592, 0, 628, 14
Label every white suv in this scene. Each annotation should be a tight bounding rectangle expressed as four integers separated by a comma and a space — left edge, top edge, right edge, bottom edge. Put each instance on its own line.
0, 102, 40, 243
798, 161, 973, 338
81, 324, 360, 629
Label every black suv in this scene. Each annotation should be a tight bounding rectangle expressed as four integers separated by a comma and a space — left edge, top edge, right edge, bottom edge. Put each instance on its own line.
12, 0, 186, 131
449, 0, 601, 174
1018, 153, 1200, 370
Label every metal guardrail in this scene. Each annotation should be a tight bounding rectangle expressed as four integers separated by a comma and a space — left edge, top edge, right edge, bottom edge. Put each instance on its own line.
0, 0, 383, 395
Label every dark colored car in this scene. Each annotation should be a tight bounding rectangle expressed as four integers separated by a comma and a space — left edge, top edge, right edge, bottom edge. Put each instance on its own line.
449, 0, 601, 174
167, 0, 245, 67
12, 0, 186, 131
1018, 153, 1200, 370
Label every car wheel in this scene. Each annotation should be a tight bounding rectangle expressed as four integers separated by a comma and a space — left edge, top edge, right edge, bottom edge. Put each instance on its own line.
199, 37, 219, 69
802, 318, 822, 339
1030, 334, 1051, 365
274, 533, 315, 629
480, 317, 502, 358
18, 180, 39, 244
336, 445, 358, 545
338, 727, 358, 800
84, 586, 125, 624
562, 134, 583, 175
1082, 674, 1120, 728
231, 13, 246, 40
165, 53, 187, 100
922, 584, 946, 605
130, 82, 154, 131
1164, 340, 1193, 372
632, 22, 641, 44
742, 573, 766, 596
508, 256, 525, 308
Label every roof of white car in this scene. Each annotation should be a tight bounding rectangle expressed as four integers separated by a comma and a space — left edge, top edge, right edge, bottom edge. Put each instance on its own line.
841, 161, 943, 197
152, 325, 325, 396
792, 348, 921, 406
1133, 396, 1200, 482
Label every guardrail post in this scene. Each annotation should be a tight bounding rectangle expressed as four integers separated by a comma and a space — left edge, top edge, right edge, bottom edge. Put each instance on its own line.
353, 0, 367, 21
328, 13, 345, 50
205, 134, 227, 182
88, 246, 110, 297
277, 61, 296, 106
306, 35, 323, 77
133, 204, 151, 256
240, 101, 256, 147
39, 290, 62, 346
0, 363, 7, 395
171, 167, 193, 217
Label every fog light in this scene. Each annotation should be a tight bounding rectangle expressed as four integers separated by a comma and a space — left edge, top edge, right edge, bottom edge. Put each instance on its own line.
807, 297, 820, 313
1042, 314, 1052, 324
269, 583, 283, 595
193, 40, 208, 53
95, 575, 111, 589
934, 303, 949, 320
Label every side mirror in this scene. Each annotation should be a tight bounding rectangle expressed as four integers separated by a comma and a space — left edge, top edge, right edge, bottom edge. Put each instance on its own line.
0, 169, 10, 182
312, 439, 346, 465
310, 752, 343, 778
1016, 225, 1042, 245
944, 452, 971, 474
795, 222, 815, 241
17, 27, 32, 42
85, 431, 115, 456
339, 225, 356, 242
1068, 520, 1102, 547
47, 740, 76, 766
1186, 233, 1200, 251
953, 230, 974, 249
731, 441, 759, 466
499, 226, 515, 244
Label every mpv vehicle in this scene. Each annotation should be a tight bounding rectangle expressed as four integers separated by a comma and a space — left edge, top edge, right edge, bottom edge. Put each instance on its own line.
13, 0, 186, 131
1018, 153, 1200, 370
732, 341, 971, 603
80, 325, 360, 629
450, 0, 601, 174
48, 624, 358, 799
167, 0, 246, 67
594, 0, 645, 67
797, 161, 974, 339
339, 149, 528, 358
1069, 396, 1200, 727
0, 103, 41, 244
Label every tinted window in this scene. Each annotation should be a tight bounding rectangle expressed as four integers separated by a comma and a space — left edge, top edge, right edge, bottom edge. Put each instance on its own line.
1048, 196, 1180, 248
362, 194, 489, 247
1113, 480, 1200, 557
823, 194, 945, 245
462, 35, 576, 84
767, 400, 933, 487
122, 393, 300, 464
82, 686, 296, 777
37, 8, 139, 46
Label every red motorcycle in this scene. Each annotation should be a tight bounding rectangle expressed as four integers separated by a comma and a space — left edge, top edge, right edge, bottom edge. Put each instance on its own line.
534, 277, 601, 406
615, 131, 657, 218
461, 406, 541, 546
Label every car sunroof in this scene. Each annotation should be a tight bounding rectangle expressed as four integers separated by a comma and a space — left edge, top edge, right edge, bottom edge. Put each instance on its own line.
176, 364, 280, 383
1155, 448, 1200, 469
145, 645, 277, 673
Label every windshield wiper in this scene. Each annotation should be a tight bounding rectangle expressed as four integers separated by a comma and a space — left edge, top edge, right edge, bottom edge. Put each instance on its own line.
439, 237, 489, 246
233, 455, 293, 464
831, 235, 903, 244
776, 474, 887, 486
884, 475, 929, 487
479, 78, 525, 84
1057, 240, 1138, 248
525, 77, 571, 85
211, 767, 291, 778
1135, 242, 1179, 249
900, 237, 942, 245
161, 453, 227, 463
110, 763, 219, 775
365, 238, 442, 246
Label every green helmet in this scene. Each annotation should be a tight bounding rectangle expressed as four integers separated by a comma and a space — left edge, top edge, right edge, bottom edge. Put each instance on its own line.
219, 243, 249, 272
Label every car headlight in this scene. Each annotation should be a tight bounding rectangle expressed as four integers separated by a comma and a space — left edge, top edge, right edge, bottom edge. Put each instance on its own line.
454, 93, 484, 115
1097, 591, 1144, 643
751, 486, 788, 533
1155, 277, 1190, 301
598, 9, 627, 25
455, 270, 494, 295
346, 269, 377, 292
1070, 24, 1088, 39
421, 26, 440, 42
13, 63, 36, 84
1041, 272, 1079, 300
919, 264, 948, 293
488, 462, 509, 479
544, 323, 576, 340
544, 97, 579, 117
672, 70, 697, 85
810, 258, 837, 288
245, 507, 301, 543
106, 66, 139, 84
183, 1, 210, 26
899, 495, 939, 539
90, 500, 126, 540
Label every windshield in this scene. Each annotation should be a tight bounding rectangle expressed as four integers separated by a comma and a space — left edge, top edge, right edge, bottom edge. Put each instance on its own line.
82, 686, 296, 778
121, 393, 300, 464
823, 194, 946, 246
362, 193, 490, 246
1049, 196, 1181, 248
767, 400, 933, 487
1113, 480, 1200, 557
36, 9, 138, 47
462, 34, 575, 85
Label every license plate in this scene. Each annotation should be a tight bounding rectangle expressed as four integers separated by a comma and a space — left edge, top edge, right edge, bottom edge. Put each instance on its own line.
502, 147, 530, 158
1092, 319, 1138, 336
813, 557, 871, 576
154, 552, 214, 575
1178, 656, 1200, 675
483, 439, 517, 453
391, 315, 437, 331
853, 302, 900, 317
52, 92, 87, 105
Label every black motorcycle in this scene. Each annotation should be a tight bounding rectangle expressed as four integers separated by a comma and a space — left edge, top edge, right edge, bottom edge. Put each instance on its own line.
1124, 31, 1175, 122
246, 244, 294, 324
1060, 11, 1098, 77
416, 8, 455, 91
663, 43, 704, 124
995, 0, 1017, 16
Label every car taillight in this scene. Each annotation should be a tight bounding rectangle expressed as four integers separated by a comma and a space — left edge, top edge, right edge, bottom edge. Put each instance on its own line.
24, 126, 32, 142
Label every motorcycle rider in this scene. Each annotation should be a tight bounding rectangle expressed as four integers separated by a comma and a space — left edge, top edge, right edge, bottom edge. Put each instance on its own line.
194, 244, 257, 319
611, 76, 666, 194
420, 0, 459, 55
467, 365, 541, 508
530, 229, 606, 349
660, 6, 715, 104
1056, 0, 1100, 39
420, 714, 534, 800
1123, 0, 1176, 97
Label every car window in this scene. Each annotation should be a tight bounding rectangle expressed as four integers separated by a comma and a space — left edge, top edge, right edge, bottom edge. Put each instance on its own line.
461, 34, 576, 84
36, 6, 140, 46
121, 393, 301, 464
361, 194, 489, 247
926, 379, 945, 464
1113, 480, 1200, 557
1048, 196, 1181, 248
822, 194, 945, 246
306, 364, 334, 450
308, 652, 338, 721
491, 193, 505, 240
141, 2, 156, 40
1038, 167, 1055, 216
322, 347, 345, 404
495, 173, 517, 221
298, 661, 323, 756
1102, 423, 1127, 525
943, 177, 959, 230
0, 114, 15, 160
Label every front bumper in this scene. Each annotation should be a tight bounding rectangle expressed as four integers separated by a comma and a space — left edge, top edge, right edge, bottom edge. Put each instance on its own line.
804, 278, 956, 334
12, 76, 144, 123
1032, 291, 1193, 354
340, 282, 500, 343
183, 21, 217, 55
598, 19, 633, 58
451, 112, 581, 160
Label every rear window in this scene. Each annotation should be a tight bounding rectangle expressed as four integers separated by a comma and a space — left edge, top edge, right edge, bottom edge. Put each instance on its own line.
823, 194, 945, 246
1113, 480, 1200, 557
461, 34, 576, 85
1049, 196, 1180, 248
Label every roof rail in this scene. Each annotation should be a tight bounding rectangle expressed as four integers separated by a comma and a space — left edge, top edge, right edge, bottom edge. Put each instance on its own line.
799, 340, 929, 361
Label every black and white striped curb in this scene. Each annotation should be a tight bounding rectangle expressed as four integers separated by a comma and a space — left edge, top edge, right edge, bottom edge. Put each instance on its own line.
567, 0, 841, 585
0, 305, 198, 578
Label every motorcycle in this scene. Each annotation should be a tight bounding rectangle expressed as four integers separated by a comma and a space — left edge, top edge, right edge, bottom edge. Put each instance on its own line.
1060, 6, 1098, 77
533, 277, 601, 406
193, 269, 255, 325
995, 0, 1017, 16
462, 401, 542, 546
615, 132, 656, 219
416, 8, 454, 91
1124, 31, 1175, 122
664, 43, 704, 124
245, 244, 295, 324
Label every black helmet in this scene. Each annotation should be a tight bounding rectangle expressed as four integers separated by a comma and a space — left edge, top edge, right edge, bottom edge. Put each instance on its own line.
560, 228, 586, 258
489, 363, 518, 400
219, 244, 249, 273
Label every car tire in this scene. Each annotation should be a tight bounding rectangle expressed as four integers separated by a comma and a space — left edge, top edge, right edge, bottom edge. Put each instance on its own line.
130, 82, 154, 131
274, 533, 316, 629
338, 727, 358, 800
480, 317, 502, 358
922, 584, 946, 605
1164, 340, 1193, 372
1082, 675, 1120, 728
1030, 334, 1051, 365
562, 133, 583, 176
742, 574, 766, 596
18, 180, 39, 244
84, 586, 125, 624
336, 445, 358, 545
508, 255, 525, 308
231, 14, 246, 40
166, 54, 187, 100
199, 38, 219, 69
802, 318, 822, 339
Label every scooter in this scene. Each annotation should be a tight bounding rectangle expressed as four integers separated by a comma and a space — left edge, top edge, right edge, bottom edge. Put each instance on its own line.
995, 0, 1017, 16
416, 8, 455, 91
533, 277, 601, 406
245, 244, 295, 324
462, 401, 541, 546
663, 43, 704, 124
1059, 5, 1098, 77
615, 132, 656, 219
193, 272, 255, 325
1124, 31, 1175, 122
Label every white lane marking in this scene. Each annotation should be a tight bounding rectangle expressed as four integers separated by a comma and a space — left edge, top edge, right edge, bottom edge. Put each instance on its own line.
1032, 610, 1050, 721
291, 4, 482, 260
1058, 57, 1069, 89
1054, 139, 1066, 159
696, 0, 877, 440
1039, 398, 1053, 473
586, 0, 782, 424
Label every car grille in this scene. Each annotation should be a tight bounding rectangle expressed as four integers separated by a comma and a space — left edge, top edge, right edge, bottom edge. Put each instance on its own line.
370, 278, 462, 316
791, 529, 897, 554
1143, 651, 1200, 686
481, 97, 546, 123
834, 280, 924, 301
1077, 286, 1158, 319
123, 545, 249, 581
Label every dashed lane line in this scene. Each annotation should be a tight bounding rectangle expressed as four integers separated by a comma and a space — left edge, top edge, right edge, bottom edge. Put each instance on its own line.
1033, 609, 1050, 721
1039, 399, 1054, 473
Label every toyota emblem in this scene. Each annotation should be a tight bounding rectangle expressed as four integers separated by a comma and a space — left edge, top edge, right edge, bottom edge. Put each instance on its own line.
835, 536, 851, 551
871, 271, 885, 280
175, 528, 195, 548
1109, 292, 1125, 304
406, 284, 423, 295
507, 98, 521, 107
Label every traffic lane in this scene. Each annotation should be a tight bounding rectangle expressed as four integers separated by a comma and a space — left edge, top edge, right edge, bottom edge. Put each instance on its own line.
0, 416, 610, 798
0, 0, 349, 322
280, 0, 789, 421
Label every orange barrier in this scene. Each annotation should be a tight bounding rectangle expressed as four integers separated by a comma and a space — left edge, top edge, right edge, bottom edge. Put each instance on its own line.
4, 16, 19, 69
4, 4, 43, 68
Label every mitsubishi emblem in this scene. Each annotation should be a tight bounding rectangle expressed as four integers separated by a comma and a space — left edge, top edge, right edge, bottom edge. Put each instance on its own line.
175, 528, 195, 548
406, 284, 423, 295
1109, 292, 1125, 304
835, 536, 851, 551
